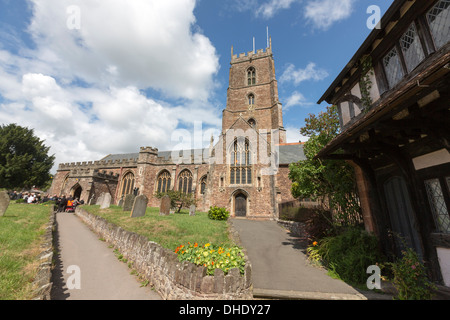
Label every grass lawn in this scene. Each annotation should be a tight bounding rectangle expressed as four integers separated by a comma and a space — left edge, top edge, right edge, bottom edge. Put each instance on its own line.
82, 205, 236, 251
0, 202, 53, 300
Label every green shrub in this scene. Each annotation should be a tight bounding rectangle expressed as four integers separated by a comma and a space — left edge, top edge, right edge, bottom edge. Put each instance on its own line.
385, 247, 436, 300
308, 226, 384, 285
207, 206, 229, 221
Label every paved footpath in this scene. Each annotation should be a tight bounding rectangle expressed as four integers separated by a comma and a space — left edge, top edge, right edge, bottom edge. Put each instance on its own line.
230, 219, 373, 300
51, 212, 162, 300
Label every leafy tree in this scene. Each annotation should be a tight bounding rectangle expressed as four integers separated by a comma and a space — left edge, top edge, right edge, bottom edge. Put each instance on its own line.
154, 190, 197, 213
288, 105, 361, 226
0, 123, 55, 190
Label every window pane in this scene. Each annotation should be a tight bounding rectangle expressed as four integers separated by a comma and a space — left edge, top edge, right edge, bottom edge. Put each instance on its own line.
247, 168, 252, 184
425, 179, 450, 233
162, 179, 167, 193
157, 179, 162, 193
400, 23, 425, 72
188, 177, 192, 194
236, 168, 241, 184
427, 0, 450, 49
230, 168, 235, 184
383, 47, 404, 88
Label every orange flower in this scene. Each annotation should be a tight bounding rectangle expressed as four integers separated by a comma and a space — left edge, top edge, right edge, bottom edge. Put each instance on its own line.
313, 241, 318, 246
194, 243, 198, 247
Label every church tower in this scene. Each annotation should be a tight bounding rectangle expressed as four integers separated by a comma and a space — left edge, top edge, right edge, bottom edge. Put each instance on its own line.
222, 38, 286, 144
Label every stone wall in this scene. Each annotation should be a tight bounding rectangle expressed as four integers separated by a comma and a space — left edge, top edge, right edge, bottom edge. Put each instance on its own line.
74, 207, 253, 300
32, 206, 56, 300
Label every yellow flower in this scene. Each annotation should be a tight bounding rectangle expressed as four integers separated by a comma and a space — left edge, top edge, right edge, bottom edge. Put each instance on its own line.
205, 243, 211, 247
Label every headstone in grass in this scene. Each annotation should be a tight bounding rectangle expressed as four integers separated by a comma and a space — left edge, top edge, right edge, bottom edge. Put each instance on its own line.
130, 194, 148, 218
117, 198, 124, 207
0, 190, 10, 217
159, 195, 171, 216
189, 204, 196, 216
100, 193, 111, 209
123, 194, 136, 211
96, 193, 105, 205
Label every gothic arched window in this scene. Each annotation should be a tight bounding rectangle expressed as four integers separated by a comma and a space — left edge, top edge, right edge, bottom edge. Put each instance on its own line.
200, 175, 207, 195
120, 172, 135, 197
248, 93, 255, 106
157, 170, 171, 194
247, 67, 256, 86
230, 139, 252, 185
178, 170, 193, 194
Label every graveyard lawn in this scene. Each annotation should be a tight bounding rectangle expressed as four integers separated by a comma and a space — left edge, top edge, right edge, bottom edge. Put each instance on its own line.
0, 202, 53, 300
83, 205, 236, 251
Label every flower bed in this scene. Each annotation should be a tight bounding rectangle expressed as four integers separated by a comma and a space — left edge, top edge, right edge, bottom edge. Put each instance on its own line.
175, 242, 246, 276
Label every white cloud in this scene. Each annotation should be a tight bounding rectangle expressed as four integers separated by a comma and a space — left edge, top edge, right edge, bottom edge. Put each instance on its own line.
304, 0, 356, 30
285, 126, 309, 143
280, 62, 328, 85
284, 91, 313, 110
0, 0, 223, 173
26, 0, 219, 101
256, 0, 298, 19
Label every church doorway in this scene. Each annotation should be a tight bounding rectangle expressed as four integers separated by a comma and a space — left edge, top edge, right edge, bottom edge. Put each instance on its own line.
234, 193, 247, 217
73, 186, 82, 200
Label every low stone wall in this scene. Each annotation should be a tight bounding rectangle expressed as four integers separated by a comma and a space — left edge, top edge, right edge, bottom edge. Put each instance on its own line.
74, 207, 253, 300
276, 219, 310, 243
32, 207, 56, 300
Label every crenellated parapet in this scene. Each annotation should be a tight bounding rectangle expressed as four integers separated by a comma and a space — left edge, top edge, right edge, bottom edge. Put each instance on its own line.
58, 158, 138, 171
231, 39, 272, 64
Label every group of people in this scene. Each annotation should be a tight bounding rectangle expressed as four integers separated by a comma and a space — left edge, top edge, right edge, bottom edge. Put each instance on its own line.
9, 191, 50, 204
8, 190, 84, 212
55, 195, 84, 213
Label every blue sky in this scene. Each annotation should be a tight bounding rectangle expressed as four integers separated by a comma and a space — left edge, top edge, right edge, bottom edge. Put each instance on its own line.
0, 0, 394, 172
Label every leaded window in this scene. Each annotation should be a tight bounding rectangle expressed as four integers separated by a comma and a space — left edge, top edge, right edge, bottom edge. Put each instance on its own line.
426, 0, 450, 49
248, 93, 255, 106
425, 178, 450, 234
157, 170, 171, 193
400, 23, 425, 72
383, 47, 404, 88
200, 175, 207, 195
178, 170, 193, 194
230, 139, 252, 185
120, 172, 135, 197
247, 67, 256, 86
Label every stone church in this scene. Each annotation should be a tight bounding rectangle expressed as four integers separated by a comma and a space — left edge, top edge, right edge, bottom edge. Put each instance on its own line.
50, 40, 306, 219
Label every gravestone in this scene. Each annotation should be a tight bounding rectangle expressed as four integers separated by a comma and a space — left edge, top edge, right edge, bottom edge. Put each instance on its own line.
123, 194, 136, 211
189, 204, 196, 216
96, 193, 105, 205
0, 191, 10, 217
100, 193, 111, 209
159, 195, 171, 216
130, 195, 148, 218
117, 198, 124, 207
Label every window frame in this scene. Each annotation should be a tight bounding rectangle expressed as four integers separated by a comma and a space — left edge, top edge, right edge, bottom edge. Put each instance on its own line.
156, 170, 171, 194
229, 139, 252, 185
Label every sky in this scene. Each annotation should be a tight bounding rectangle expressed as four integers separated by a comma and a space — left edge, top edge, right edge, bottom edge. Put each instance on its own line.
0, 0, 394, 173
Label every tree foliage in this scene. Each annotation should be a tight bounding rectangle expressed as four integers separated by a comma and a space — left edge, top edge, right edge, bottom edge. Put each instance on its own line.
288, 105, 361, 225
0, 123, 55, 190
154, 190, 196, 213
